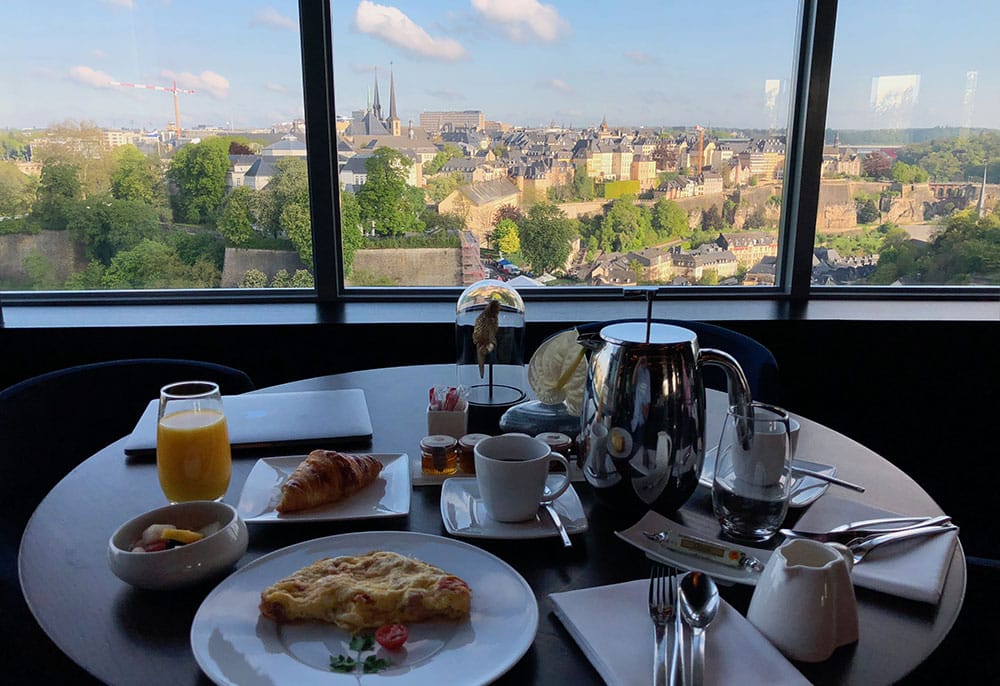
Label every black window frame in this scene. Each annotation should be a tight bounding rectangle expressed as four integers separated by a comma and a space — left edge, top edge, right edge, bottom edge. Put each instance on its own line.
0, 0, 996, 321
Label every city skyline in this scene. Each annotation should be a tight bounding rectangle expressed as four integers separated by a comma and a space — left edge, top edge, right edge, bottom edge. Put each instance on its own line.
2, 1, 998, 133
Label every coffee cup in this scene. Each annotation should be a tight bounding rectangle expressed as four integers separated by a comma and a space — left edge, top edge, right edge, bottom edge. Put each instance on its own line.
474, 433, 571, 522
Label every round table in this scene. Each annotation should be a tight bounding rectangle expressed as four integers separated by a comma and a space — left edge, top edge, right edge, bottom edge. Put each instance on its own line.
19, 365, 964, 685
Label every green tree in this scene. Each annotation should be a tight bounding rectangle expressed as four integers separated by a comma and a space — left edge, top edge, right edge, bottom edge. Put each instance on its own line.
856, 198, 880, 224
357, 148, 424, 236
102, 239, 218, 288
744, 206, 768, 229
110, 145, 159, 204
651, 198, 688, 238
271, 269, 292, 287
572, 164, 595, 201
423, 144, 463, 175
217, 186, 257, 245
890, 161, 929, 184
67, 196, 161, 264
519, 202, 576, 274
491, 218, 520, 255
700, 204, 724, 232
23, 250, 58, 289
0, 161, 36, 217
339, 188, 364, 274
601, 197, 652, 252
291, 269, 315, 287
425, 171, 464, 204
239, 268, 268, 288
281, 201, 313, 266
168, 137, 231, 223
63, 260, 106, 289
34, 160, 82, 229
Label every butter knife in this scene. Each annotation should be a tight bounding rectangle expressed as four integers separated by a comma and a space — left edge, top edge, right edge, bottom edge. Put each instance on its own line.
780, 515, 953, 544
544, 503, 572, 547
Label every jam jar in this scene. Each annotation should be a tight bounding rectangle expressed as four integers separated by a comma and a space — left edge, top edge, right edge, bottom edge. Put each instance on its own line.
457, 433, 491, 473
420, 435, 458, 475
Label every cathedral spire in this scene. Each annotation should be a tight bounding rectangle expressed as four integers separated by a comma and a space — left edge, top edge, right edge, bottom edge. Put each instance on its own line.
387, 62, 401, 136
372, 68, 382, 121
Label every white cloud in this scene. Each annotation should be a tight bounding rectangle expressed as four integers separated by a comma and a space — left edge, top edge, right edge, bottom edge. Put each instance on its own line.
70, 65, 115, 88
471, 0, 567, 42
104, 0, 134, 8
265, 82, 288, 93
354, 1, 466, 61
624, 50, 656, 65
162, 70, 231, 99
540, 78, 572, 94
252, 7, 298, 32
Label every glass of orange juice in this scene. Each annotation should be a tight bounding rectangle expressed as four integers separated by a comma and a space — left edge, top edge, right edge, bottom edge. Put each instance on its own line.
157, 381, 232, 503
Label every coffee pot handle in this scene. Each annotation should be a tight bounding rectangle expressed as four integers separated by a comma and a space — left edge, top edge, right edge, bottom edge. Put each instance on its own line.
699, 348, 753, 414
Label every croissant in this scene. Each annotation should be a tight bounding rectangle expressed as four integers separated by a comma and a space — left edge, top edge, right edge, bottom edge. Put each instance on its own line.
276, 450, 383, 513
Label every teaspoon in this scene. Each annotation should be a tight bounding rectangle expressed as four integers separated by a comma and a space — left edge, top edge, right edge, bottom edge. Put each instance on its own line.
679, 571, 720, 686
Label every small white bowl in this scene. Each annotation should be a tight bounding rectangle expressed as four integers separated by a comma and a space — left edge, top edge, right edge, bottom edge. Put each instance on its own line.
108, 500, 248, 590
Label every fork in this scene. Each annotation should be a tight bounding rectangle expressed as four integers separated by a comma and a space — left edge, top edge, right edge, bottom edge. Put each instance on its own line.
648, 562, 678, 686
843, 524, 958, 564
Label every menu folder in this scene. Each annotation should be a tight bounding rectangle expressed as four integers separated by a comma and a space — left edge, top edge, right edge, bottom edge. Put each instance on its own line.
123, 389, 373, 458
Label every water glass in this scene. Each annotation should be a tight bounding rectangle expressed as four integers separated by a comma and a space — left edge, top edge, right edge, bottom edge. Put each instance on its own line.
712, 402, 792, 542
157, 381, 232, 503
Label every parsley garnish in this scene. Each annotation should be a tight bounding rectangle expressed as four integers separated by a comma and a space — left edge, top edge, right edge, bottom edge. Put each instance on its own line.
330, 632, 391, 674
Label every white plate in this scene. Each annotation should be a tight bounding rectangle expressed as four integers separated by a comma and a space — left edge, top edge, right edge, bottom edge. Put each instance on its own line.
441, 477, 588, 539
699, 447, 836, 508
236, 453, 410, 523
191, 531, 538, 686
616, 510, 771, 586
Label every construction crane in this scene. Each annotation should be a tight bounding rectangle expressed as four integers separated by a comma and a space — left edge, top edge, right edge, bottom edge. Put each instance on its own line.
109, 79, 196, 139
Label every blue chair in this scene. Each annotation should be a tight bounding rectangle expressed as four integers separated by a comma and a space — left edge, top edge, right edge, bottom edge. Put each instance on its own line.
575, 319, 781, 404
0, 358, 255, 684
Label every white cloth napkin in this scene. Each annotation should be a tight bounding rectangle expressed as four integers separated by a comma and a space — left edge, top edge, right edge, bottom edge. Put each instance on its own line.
793, 495, 958, 604
550, 579, 809, 686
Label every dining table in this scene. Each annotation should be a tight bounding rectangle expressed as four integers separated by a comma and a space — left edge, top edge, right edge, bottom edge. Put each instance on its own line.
18, 364, 965, 685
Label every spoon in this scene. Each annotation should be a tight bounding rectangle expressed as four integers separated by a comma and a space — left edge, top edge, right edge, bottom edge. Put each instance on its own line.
678, 571, 720, 686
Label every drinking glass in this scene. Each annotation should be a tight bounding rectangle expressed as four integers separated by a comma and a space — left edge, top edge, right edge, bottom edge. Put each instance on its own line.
712, 402, 792, 542
157, 381, 232, 503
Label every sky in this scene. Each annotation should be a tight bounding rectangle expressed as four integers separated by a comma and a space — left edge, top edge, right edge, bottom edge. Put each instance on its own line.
2, 0, 998, 133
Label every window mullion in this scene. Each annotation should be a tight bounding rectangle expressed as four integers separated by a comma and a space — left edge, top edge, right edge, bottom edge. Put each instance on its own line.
780, 0, 838, 302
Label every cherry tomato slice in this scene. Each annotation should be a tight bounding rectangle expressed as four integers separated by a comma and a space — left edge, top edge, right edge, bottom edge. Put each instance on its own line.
374, 624, 408, 651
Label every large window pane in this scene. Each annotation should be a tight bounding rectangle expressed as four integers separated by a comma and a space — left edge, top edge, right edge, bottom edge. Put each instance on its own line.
0, 1, 311, 293
333, 1, 799, 289
816, 0, 1000, 287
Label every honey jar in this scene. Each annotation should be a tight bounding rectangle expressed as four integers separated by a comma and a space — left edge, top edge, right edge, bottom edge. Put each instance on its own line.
457, 433, 491, 473
535, 431, 573, 455
420, 435, 458, 475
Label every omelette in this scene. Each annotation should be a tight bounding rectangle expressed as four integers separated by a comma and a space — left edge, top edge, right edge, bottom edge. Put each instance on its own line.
259, 551, 472, 633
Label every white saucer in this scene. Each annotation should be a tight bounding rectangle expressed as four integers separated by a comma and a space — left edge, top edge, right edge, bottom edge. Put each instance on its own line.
441, 477, 588, 540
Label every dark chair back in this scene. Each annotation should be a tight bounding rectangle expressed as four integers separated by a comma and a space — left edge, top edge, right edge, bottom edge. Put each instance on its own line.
576, 319, 780, 404
0, 358, 254, 684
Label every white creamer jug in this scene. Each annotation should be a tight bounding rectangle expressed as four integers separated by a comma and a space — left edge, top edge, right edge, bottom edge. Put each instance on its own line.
747, 538, 859, 662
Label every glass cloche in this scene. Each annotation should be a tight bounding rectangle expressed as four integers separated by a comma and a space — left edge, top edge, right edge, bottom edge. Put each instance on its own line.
455, 280, 527, 429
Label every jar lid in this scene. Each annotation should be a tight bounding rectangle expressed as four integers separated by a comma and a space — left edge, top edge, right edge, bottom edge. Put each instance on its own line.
458, 433, 491, 448
420, 435, 457, 451
536, 432, 572, 447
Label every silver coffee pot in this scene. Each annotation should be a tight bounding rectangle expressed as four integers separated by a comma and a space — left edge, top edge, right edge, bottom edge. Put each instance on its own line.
577, 322, 753, 514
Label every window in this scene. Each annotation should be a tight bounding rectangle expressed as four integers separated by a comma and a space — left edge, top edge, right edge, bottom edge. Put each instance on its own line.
0, 0, 996, 311
0, 1, 311, 293
815, 0, 1000, 288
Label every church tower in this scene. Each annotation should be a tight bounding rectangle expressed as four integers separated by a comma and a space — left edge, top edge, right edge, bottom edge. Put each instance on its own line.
387, 64, 401, 137
372, 69, 383, 121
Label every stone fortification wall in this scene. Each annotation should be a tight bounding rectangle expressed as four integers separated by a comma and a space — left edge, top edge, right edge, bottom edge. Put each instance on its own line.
0, 230, 86, 286
348, 247, 462, 286
221, 248, 307, 287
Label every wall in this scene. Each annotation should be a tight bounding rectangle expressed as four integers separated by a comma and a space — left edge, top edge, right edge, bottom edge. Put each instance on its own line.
0, 231, 86, 285
347, 247, 462, 286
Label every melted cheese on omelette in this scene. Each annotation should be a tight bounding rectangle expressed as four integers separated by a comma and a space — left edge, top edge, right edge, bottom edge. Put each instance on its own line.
259, 551, 472, 632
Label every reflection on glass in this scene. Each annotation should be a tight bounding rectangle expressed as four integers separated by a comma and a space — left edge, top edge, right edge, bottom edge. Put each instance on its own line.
817, 0, 999, 287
